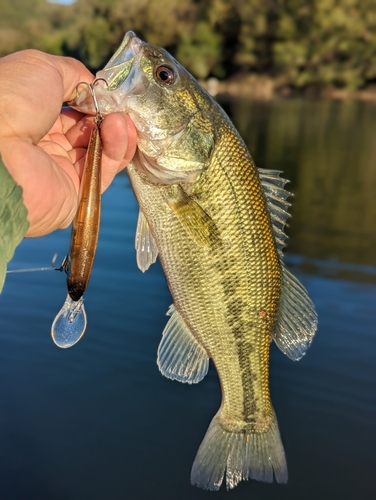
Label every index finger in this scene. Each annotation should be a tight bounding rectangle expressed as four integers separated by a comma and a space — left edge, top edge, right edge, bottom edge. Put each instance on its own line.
47, 107, 87, 137
0, 50, 94, 144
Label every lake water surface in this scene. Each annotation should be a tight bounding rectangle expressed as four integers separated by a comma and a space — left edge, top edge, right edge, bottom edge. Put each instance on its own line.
1, 97, 375, 500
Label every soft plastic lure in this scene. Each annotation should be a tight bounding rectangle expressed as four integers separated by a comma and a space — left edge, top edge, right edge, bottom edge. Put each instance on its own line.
51, 82, 103, 348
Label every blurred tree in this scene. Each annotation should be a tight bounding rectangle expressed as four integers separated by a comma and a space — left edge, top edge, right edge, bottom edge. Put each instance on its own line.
273, 0, 376, 90
1, 0, 376, 91
176, 21, 222, 79
234, 0, 277, 73
61, 0, 196, 70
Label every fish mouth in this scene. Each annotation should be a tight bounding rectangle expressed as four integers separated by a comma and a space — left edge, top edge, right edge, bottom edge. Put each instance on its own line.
69, 31, 144, 115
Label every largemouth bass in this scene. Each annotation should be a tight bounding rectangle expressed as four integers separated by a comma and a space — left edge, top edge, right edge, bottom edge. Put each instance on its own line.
71, 31, 317, 491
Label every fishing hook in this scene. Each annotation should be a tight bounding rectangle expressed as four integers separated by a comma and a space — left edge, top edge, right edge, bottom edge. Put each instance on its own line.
74, 80, 108, 126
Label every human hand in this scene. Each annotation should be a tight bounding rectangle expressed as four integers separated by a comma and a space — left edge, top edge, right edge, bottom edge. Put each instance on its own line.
0, 49, 137, 238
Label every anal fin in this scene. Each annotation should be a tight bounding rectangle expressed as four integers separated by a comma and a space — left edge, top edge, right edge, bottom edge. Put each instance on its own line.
157, 305, 209, 384
273, 265, 318, 361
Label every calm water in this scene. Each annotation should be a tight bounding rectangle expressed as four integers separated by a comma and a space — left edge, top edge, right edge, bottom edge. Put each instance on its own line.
1, 98, 375, 500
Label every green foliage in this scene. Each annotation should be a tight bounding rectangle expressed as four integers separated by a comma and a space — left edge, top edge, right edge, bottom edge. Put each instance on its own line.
177, 22, 222, 79
273, 0, 376, 90
80, 16, 113, 68
1, 0, 376, 90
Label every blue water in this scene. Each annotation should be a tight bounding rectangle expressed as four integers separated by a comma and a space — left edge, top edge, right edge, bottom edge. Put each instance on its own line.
1, 98, 375, 499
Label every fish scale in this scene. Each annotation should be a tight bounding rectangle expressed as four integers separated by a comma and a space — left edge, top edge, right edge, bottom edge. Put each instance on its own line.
130, 118, 281, 434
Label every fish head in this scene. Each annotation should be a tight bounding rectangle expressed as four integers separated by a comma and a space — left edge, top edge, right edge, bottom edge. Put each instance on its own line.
70, 31, 216, 184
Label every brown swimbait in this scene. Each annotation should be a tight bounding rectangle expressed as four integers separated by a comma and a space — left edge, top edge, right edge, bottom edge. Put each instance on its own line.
51, 82, 103, 348
67, 115, 102, 301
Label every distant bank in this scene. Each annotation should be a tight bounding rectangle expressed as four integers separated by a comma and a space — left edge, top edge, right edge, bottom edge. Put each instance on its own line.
202, 75, 376, 102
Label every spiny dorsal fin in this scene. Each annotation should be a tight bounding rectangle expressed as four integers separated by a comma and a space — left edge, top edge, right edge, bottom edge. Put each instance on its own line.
157, 305, 210, 384
272, 264, 318, 361
258, 169, 292, 257
259, 170, 318, 359
135, 209, 158, 272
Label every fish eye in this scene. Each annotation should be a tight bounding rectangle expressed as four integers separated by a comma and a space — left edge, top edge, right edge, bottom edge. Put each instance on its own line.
156, 66, 175, 84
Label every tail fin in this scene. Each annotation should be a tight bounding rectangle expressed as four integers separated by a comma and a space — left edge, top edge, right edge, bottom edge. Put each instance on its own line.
191, 410, 287, 491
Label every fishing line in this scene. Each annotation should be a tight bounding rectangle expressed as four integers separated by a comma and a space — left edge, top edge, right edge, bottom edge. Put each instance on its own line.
6, 253, 59, 273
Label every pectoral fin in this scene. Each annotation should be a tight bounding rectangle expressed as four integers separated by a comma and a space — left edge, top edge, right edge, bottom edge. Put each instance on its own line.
135, 209, 158, 272
157, 305, 209, 384
272, 265, 318, 360
164, 185, 220, 248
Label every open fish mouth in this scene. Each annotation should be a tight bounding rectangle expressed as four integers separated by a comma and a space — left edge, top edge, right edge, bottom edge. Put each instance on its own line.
69, 31, 145, 115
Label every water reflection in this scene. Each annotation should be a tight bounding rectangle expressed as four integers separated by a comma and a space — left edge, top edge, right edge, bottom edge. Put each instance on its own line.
0, 97, 375, 500
221, 97, 376, 277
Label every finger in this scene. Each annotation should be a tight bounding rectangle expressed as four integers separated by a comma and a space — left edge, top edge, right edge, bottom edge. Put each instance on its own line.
65, 115, 96, 149
50, 107, 86, 136
101, 114, 130, 162
52, 55, 94, 102
1, 138, 78, 237
0, 51, 94, 144
38, 138, 87, 181
122, 115, 138, 166
100, 114, 137, 191
41, 133, 73, 155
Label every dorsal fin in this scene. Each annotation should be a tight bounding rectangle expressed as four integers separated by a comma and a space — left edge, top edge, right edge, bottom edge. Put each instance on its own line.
258, 169, 292, 257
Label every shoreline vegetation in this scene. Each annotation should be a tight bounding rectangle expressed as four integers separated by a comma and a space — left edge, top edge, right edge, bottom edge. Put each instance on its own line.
2, 0, 376, 102
201, 75, 376, 102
